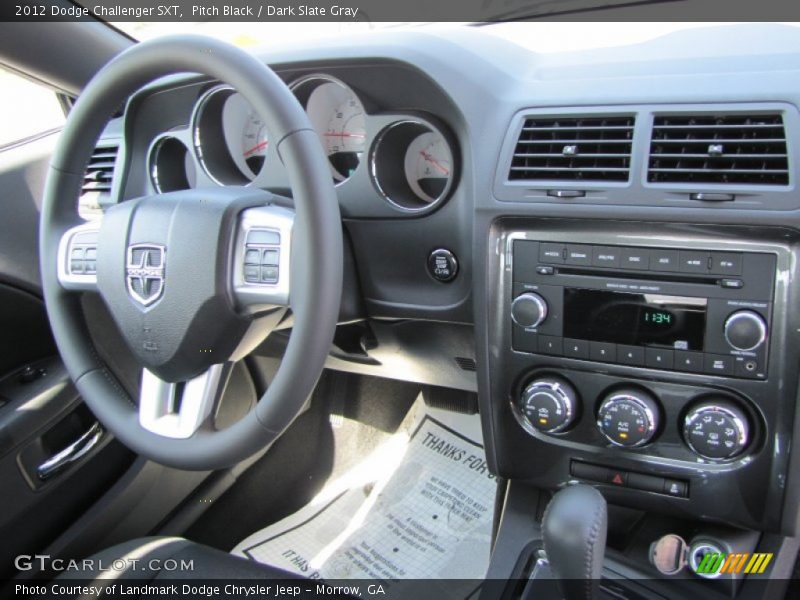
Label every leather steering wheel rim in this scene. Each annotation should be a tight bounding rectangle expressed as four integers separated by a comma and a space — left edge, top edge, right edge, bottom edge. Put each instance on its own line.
39, 35, 343, 470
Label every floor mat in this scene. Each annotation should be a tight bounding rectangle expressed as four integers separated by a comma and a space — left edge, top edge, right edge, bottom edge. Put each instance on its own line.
232, 400, 495, 597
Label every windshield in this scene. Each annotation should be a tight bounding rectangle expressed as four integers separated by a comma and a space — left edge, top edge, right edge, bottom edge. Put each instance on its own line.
112, 21, 432, 47
111, 21, 799, 54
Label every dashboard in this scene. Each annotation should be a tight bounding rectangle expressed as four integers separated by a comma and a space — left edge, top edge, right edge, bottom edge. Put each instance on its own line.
88, 23, 800, 547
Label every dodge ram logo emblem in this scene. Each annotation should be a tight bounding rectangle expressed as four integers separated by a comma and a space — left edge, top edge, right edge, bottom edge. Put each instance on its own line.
126, 244, 165, 306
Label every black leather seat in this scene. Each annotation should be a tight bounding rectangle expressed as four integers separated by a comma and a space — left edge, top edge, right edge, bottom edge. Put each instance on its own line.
56, 537, 300, 596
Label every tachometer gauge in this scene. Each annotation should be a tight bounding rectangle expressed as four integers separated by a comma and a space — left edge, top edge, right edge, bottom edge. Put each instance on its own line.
404, 131, 453, 204
192, 85, 269, 184
370, 119, 457, 212
290, 75, 366, 182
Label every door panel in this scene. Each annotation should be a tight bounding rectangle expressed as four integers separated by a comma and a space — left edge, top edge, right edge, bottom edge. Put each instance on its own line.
0, 129, 133, 579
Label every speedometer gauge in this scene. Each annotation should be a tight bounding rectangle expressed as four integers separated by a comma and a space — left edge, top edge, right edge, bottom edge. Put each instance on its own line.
240, 110, 269, 176
404, 131, 453, 204
290, 75, 366, 182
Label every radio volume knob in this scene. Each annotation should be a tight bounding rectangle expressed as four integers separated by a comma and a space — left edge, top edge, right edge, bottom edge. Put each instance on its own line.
724, 310, 767, 352
511, 292, 548, 328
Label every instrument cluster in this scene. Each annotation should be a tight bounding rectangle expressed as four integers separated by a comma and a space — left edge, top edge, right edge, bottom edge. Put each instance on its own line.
145, 74, 458, 214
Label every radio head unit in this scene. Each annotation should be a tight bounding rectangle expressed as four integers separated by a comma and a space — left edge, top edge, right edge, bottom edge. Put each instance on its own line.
510, 240, 776, 379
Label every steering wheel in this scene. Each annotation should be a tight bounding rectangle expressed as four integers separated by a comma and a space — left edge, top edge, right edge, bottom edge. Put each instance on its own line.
39, 36, 343, 470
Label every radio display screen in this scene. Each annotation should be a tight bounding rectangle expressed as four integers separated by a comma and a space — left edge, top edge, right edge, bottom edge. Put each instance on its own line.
563, 288, 706, 350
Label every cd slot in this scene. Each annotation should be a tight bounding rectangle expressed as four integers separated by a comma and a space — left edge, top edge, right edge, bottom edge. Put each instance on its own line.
556, 266, 718, 286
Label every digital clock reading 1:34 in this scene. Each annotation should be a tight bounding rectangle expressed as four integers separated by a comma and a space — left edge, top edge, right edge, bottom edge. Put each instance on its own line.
643, 309, 673, 326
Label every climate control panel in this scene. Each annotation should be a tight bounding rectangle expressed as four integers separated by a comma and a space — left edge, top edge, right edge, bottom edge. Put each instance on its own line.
514, 373, 755, 463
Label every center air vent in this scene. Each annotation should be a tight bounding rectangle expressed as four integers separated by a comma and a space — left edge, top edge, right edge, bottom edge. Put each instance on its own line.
508, 116, 635, 183
648, 114, 789, 185
81, 143, 119, 197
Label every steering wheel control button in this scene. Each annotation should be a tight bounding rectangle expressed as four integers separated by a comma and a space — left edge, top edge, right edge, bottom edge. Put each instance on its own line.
683, 400, 750, 460
260, 266, 279, 284
519, 377, 578, 434
724, 310, 767, 352
244, 265, 260, 283
261, 249, 280, 266
427, 248, 458, 282
597, 388, 660, 448
246, 229, 280, 245
243, 227, 282, 286
511, 292, 548, 328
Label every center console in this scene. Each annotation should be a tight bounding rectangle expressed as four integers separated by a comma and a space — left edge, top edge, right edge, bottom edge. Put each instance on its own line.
484, 219, 800, 534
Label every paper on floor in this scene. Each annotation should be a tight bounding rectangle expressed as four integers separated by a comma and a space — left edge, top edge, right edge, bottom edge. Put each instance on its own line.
232, 407, 495, 598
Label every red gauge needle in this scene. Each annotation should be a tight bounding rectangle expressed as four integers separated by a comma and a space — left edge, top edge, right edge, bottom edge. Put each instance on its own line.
243, 140, 268, 157
323, 132, 366, 139
420, 151, 450, 175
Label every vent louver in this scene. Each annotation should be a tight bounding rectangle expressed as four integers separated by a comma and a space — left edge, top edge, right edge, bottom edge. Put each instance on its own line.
648, 114, 789, 186
508, 116, 635, 182
81, 143, 119, 196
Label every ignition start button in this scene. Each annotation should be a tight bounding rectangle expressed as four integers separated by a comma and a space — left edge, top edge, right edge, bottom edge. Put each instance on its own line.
428, 248, 458, 282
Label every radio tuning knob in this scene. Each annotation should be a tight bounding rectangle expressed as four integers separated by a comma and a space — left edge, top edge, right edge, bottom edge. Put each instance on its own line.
683, 400, 750, 460
511, 292, 548, 328
724, 310, 767, 352
519, 377, 578, 434
597, 388, 660, 448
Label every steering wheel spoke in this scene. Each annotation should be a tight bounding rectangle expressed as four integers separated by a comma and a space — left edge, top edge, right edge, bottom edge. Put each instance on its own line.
139, 363, 233, 439
57, 221, 101, 292
232, 205, 294, 313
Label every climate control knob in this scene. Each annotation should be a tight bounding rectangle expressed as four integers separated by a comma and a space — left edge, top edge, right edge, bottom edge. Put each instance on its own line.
724, 310, 767, 352
597, 388, 660, 448
683, 400, 750, 460
511, 292, 548, 328
519, 377, 578, 433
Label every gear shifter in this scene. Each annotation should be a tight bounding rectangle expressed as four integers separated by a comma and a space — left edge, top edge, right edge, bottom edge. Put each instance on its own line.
542, 484, 608, 600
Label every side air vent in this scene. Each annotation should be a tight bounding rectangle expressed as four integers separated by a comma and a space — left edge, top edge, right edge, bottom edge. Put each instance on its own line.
454, 356, 477, 372
508, 116, 635, 182
81, 143, 119, 197
648, 114, 789, 185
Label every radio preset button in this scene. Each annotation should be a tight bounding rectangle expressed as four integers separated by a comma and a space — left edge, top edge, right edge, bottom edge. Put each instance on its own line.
646, 348, 675, 369
618, 345, 645, 366
675, 350, 704, 373
620, 248, 650, 270
563, 338, 590, 359
679, 251, 710, 273
539, 243, 566, 263
650, 249, 680, 272
710, 252, 743, 275
704, 354, 734, 376
538, 336, 563, 355
592, 246, 620, 268
566, 245, 592, 266
590, 342, 616, 362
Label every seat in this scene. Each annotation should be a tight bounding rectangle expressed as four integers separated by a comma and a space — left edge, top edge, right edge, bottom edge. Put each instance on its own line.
56, 537, 300, 594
